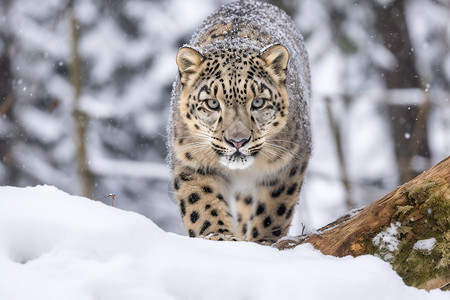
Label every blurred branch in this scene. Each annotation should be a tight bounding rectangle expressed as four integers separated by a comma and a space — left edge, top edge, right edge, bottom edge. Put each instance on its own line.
89, 158, 170, 181
324, 97, 354, 210
311, 90, 449, 206
70, 8, 94, 198
313, 89, 449, 107
406, 90, 432, 180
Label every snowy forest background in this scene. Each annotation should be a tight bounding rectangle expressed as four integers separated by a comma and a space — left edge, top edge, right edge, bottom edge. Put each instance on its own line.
0, 0, 449, 235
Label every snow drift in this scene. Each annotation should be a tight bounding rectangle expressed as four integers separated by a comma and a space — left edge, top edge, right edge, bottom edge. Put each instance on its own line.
0, 185, 447, 300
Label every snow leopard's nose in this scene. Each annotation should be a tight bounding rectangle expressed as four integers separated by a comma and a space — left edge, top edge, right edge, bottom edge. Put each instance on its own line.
224, 137, 250, 150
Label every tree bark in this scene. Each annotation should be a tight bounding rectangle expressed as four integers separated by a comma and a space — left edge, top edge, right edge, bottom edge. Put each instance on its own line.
276, 156, 450, 291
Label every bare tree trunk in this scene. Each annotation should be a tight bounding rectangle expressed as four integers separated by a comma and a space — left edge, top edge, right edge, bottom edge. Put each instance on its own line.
276, 156, 450, 291
372, 0, 431, 183
0, 50, 19, 185
69, 7, 94, 198
0, 1, 20, 185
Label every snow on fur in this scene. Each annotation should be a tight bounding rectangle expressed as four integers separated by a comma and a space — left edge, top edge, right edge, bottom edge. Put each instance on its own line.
169, 0, 312, 166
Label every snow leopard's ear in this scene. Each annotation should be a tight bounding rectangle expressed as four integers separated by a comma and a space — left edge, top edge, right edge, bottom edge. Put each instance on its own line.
176, 47, 204, 85
261, 44, 289, 84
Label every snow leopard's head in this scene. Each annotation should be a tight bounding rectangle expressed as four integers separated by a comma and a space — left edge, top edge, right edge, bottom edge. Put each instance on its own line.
176, 44, 290, 169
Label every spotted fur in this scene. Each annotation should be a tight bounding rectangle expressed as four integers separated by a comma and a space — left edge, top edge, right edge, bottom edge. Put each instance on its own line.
168, 0, 311, 245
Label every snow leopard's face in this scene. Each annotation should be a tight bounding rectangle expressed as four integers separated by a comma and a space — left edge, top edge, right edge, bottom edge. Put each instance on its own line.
175, 45, 290, 169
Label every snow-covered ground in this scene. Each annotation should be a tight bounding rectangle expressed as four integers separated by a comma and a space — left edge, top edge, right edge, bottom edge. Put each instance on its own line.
0, 185, 447, 300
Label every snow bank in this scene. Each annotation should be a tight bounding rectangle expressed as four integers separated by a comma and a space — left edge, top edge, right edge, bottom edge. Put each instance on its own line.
0, 186, 447, 300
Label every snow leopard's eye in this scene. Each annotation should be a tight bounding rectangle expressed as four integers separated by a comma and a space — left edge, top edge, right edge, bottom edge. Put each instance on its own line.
251, 98, 266, 109
206, 99, 220, 110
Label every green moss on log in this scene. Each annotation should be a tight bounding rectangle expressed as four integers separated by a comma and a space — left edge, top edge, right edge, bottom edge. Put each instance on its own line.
367, 181, 450, 289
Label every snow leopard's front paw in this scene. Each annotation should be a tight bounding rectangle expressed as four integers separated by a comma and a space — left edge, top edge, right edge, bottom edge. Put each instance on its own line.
201, 233, 246, 242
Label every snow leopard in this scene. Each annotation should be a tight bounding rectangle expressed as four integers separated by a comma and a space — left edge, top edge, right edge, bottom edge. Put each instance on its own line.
168, 0, 311, 244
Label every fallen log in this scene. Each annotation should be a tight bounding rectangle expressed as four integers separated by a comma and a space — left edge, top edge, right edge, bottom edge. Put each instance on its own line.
276, 156, 450, 291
